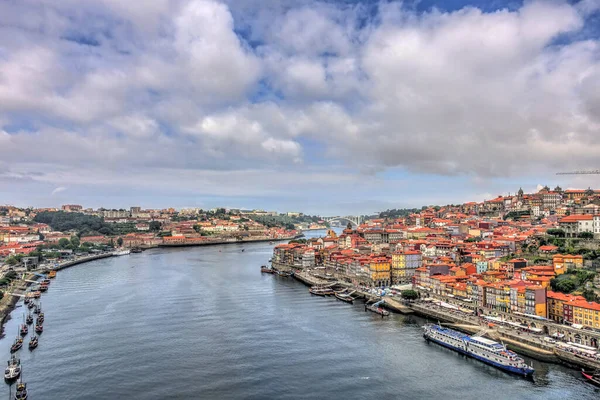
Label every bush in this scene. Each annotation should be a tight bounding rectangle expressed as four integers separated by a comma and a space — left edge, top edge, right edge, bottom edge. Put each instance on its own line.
401, 290, 419, 300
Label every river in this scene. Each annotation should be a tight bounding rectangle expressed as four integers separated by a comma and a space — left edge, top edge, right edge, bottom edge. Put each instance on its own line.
0, 230, 597, 399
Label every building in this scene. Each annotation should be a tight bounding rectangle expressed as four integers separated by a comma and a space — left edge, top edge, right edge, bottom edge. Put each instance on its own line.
369, 256, 391, 287
525, 286, 547, 318
571, 300, 600, 330
553, 254, 584, 272
391, 250, 422, 284
61, 204, 83, 212
558, 214, 594, 237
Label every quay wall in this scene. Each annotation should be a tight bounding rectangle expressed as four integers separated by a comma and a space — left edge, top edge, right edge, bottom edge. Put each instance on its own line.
159, 236, 297, 248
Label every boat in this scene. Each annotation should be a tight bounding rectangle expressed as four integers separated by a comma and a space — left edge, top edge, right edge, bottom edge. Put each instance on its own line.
130, 247, 142, 253
582, 369, 600, 387
277, 270, 293, 277
48, 270, 57, 278
335, 292, 354, 304
36, 314, 44, 324
423, 324, 535, 377
39, 284, 48, 292
4, 355, 21, 381
32, 291, 41, 299
113, 249, 131, 256
366, 304, 390, 316
34, 303, 42, 315
309, 287, 334, 296
14, 378, 27, 400
260, 266, 276, 274
10, 330, 23, 353
23, 298, 30, 306
269, 241, 275, 245
26, 301, 34, 310
25, 314, 33, 325
28, 335, 38, 351
34, 323, 43, 334
19, 324, 28, 337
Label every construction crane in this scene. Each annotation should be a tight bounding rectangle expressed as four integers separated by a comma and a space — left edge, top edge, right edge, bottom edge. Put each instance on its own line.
556, 170, 600, 175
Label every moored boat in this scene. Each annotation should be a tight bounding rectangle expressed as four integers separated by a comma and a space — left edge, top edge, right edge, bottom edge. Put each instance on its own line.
25, 314, 33, 325
32, 291, 41, 299
260, 266, 276, 274
366, 304, 390, 316
582, 369, 600, 387
10, 334, 23, 353
36, 314, 44, 324
335, 292, 354, 304
113, 249, 131, 256
34, 303, 42, 315
4, 355, 21, 381
28, 335, 38, 351
277, 270, 293, 277
309, 287, 334, 296
48, 270, 57, 278
423, 324, 534, 377
19, 324, 28, 337
130, 247, 142, 253
34, 323, 43, 334
14, 381, 27, 400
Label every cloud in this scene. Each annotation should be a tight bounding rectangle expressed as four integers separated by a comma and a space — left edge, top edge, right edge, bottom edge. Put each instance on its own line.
0, 0, 599, 210
51, 186, 67, 196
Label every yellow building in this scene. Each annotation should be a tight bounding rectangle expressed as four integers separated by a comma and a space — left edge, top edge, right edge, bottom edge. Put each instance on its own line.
553, 254, 583, 274
369, 256, 391, 287
571, 300, 600, 329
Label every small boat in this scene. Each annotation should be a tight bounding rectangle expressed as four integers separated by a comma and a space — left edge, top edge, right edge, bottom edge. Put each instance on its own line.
28, 335, 38, 351
23, 298, 30, 306
261, 266, 276, 274
112, 249, 131, 256
48, 270, 57, 278
10, 330, 23, 353
26, 301, 35, 310
25, 314, 33, 325
241, 249, 245, 252
15, 380, 27, 400
19, 324, 28, 337
34, 303, 42, 315
41, 279, 50, 285
277, 270, 293, 277
39, 285, 48, 292
366, 304, 390, 317
32, 291, 41, 299
34, 323, 43, 334
582, 369, 600, 387
36, 315, 44, 324
130, 247, 142, 253
309, 287, 334, 296
269, 241, 275, 245
335, 292, 354, 304
4, 355, 21, 381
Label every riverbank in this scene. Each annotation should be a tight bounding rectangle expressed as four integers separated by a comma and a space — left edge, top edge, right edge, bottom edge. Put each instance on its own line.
158, 235, 299, 248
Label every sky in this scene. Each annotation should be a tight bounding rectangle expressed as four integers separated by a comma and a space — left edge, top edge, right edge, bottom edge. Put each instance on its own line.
0, 0, 600, 215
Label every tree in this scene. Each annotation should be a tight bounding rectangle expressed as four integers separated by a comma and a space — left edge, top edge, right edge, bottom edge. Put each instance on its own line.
555, 279, 577, 293
554, 186, 563, 193
284, 223, 295, 230
583, 289, 598, 302
401, 290, 419, 301
578, 232, 594, 239
58, 238, 70, 248
117, 237, 123, 247
346, 222, 353, 230
149, 221, 161, 232
70, 235, 80, 248
547, 228, 565, 238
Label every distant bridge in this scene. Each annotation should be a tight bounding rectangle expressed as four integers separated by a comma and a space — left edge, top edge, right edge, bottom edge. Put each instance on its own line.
322, 215, 362, 227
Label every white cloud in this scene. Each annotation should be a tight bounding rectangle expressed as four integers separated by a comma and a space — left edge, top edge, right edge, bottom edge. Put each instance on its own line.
51, 186, 67, 196
0, 0, 599, 210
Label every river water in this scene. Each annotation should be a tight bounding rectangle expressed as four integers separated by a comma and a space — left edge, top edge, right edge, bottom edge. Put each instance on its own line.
0, 230, 598, 399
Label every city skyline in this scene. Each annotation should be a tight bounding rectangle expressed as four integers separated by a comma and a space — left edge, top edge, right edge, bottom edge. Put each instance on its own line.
1, 0, 600, 214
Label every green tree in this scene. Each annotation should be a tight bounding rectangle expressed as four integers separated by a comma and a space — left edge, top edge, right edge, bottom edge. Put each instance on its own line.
70, 235, 81, 248
58, 238, 70, 248
578, 232, 594, 239
117, 237, 123, 247
149, 221, 161, 232
401, 290, 419, 301
547, 228, 565, 237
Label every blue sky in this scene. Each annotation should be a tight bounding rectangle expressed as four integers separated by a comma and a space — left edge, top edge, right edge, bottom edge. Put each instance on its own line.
0, 0, 599, 215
